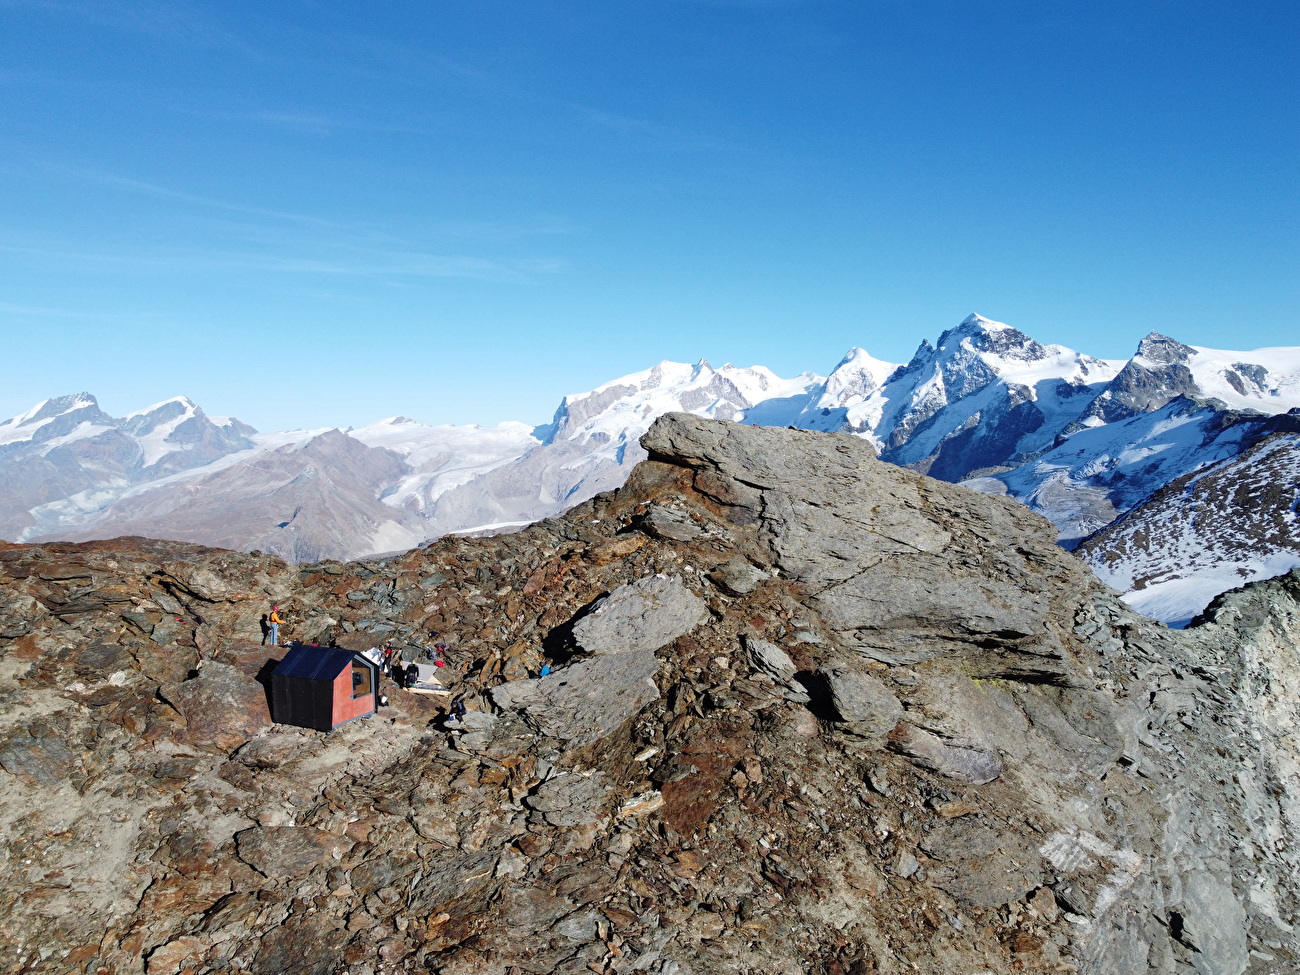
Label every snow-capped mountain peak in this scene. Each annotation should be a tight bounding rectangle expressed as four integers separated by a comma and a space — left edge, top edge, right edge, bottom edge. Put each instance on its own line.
17, 392, 100, 424
716, 362, 820, 404
115, 395, 255, 469
1082, 333, 1300, 427
0, 392, 108, 448
122, 394, 197, 419
947, 312, 1017, 339
543, 358, 823, 451
934, 314, 1048, 362
817, 348, 900, 408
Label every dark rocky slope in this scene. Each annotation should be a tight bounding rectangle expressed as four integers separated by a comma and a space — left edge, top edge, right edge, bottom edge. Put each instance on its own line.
0, 414, 1296, 975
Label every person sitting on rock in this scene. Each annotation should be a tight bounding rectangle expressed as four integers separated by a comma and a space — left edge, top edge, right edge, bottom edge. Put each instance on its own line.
446, 700, 467, 727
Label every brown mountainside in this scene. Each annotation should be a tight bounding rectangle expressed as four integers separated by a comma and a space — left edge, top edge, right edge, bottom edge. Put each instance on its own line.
0, 414, 1297, 975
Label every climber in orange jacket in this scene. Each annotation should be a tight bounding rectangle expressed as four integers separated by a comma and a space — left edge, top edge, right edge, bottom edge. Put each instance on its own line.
267, 606, 285, 646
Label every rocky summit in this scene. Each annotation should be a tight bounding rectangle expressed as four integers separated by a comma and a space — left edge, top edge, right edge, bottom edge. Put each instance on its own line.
1, 414, 1297, 975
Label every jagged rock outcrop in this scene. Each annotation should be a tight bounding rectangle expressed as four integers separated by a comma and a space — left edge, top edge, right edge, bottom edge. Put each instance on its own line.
1078, 332, 1202, 425
0, 414, 1297, 975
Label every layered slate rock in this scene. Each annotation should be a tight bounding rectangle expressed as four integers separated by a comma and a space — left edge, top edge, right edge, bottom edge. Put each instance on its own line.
490, 576, 708, 747
570, 575, 709, 656
821, 667, 902, 745
489, 650, 663, 747
1, 416, 1298, 975
642, 414, 1078, 671
744, 635, 810, 702
234, 826, 351, 880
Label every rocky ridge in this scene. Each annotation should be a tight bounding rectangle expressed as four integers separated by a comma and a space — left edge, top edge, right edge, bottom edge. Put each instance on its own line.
1, 414, 1297, 975
8, 316, 1300, 623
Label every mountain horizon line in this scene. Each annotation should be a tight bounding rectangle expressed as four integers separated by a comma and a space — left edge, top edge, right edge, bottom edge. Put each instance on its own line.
10, 312, 1295, 439
3, 311, 1298, 629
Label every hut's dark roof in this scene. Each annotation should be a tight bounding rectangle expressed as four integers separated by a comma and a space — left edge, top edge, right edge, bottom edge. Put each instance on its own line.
273, 645, 375, 682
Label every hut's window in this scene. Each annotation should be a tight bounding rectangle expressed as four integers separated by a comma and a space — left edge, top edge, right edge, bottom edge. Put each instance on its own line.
351, 662, 373, 699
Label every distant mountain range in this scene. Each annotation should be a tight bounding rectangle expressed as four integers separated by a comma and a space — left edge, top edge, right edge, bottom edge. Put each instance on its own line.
4, 314, 1298, 624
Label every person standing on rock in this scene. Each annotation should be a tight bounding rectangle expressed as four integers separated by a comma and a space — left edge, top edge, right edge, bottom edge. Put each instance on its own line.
268, 606, 284, 646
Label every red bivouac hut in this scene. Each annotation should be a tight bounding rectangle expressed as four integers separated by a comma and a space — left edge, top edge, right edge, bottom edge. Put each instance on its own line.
270, 644, 382, 731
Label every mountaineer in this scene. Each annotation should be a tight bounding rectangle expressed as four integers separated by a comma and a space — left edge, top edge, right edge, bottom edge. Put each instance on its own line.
267, 605, 285, 646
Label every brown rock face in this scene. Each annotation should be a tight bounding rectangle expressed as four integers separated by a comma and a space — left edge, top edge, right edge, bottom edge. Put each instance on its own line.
160, 661, 271, 753
0, 414, 1297, 975
234, 826, 352, 880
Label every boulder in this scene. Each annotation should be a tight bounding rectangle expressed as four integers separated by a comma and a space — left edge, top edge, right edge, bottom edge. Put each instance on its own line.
451, 709, 498, 751
708, 559, 767, 596
887, 723, 1003, 784
743, 636, 810, 703
640, 412, 1081, 663
572, 576, 708, 656
492, 651, 661, 747
525, 772, 613, 827
159, 560, 250, 602
821, 668, 902, 745
745, 636, 796, 680
638, 505, 704, 542
159, 661, 271, 753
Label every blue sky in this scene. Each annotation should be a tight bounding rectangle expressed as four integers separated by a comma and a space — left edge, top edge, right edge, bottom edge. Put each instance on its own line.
1, 0, 1296, 430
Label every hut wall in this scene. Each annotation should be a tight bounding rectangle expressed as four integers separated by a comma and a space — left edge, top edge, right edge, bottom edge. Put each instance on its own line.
273, 674, 335, 731
331, 664, 375, 727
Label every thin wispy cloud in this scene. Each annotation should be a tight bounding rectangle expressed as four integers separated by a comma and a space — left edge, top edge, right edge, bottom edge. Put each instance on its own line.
0, 300, 158, 321
304, 29, 752, 156
261, 253, 566, 281
562, 101, 752, 154
0, 241, 565, 284
0, 0, 267, 60
29, 160, 578, 248
4, 1, 750, 158
433, 218, 577, 243
240, 107, 453, 141
48, 165, 345, 229
252, 111, 339, 136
